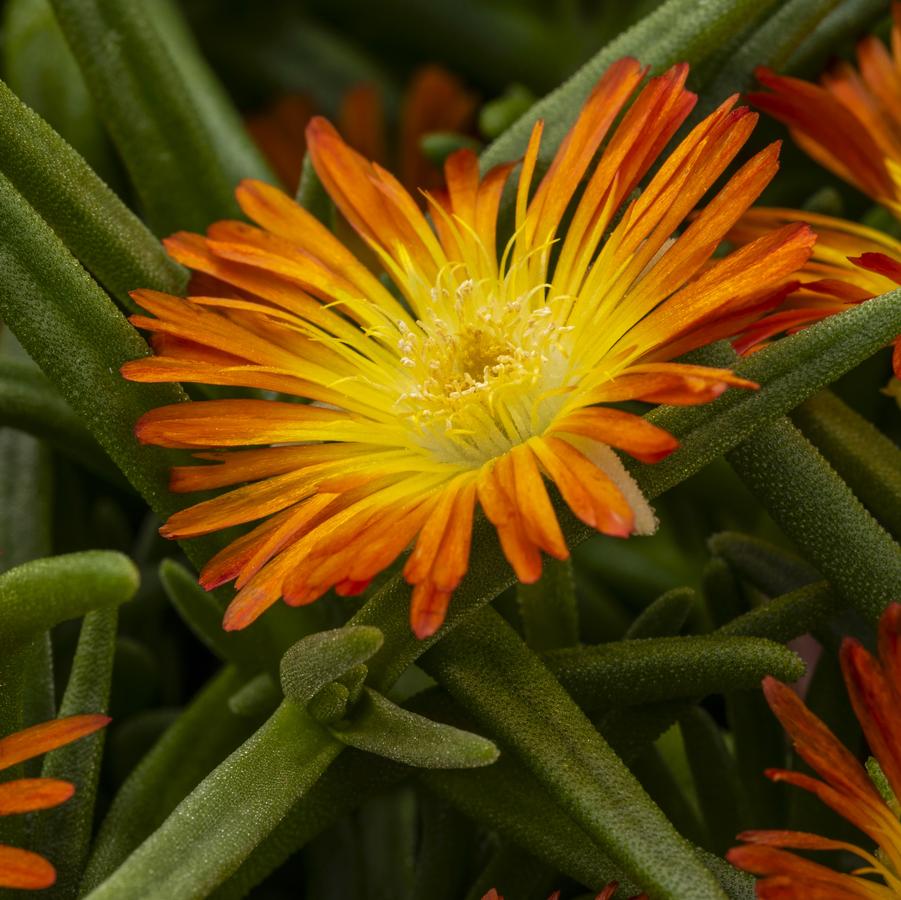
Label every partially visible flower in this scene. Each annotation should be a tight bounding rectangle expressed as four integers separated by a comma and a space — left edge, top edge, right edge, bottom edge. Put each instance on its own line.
124, 57, 814, 638
729, 602, 901, 898
0, 714, 109, 889
246, 66, 477, 194
750, 4, 901, 218
726, 208, 901, 374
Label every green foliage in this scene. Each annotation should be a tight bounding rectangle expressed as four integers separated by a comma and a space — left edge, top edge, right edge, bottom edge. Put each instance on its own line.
0, 78, 186, 308
329, 687, 499, 769
728, 419, 901, 622
0, 551, 137, 646
792, 389, 901, 536
422, 607, 728, 899
83, 702, 342, 900
48, 0, 272, 234
33, 608, 118, 898
546, 635, 804, 713
279, 626, 384, 705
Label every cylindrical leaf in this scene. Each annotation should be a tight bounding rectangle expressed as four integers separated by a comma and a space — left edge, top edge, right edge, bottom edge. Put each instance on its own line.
517, 556, 578, 651
545, 635, 804, 713
421, 607, 727, 899
727, 419, 901, 622
0, 79, 186, 308
49, 0, 272, 234
280, 627, 384, 706
330, 688, 498, 769
82, 667, 259, 891
0, 551, 137, 647
33, 607, 117, 898
792, 389, 901, 537
83, 702, 341, 900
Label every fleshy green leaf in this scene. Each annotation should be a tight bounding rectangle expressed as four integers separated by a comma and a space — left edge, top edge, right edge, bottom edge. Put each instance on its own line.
280, 626, 384, 707
82, 667, 262, 891
516, 556, 578, 651
33, 607, 117, 898
0, 172, 189, 515
83, 702, 341, 900
792, 389, 901, 537
330, 687, 498, 769
208, 752, 407, 900
679, 707, 743, 856
727, 419, 901, 622
719, 581, 840, 642
708, 532, 820, 596
690, 0, 843, 122
785, 0, 888, 76
0, 78, 186, 309
545, 635, 804, 713
0, 357, 122, 484
625, 587, 695, 639
3, 0, 117, 180
421, 606, 728, 899
0, 551, 137, 646
48, 0, 272, 234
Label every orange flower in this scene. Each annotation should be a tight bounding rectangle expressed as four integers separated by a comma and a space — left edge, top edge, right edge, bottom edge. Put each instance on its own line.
246, 66, 476, 194
729, 603, 901, 899
0, 715, 109, 890
727, 7, 901, 374
750, 4, 901, 217
725, 208, 901, 374
124, 58, 814, 638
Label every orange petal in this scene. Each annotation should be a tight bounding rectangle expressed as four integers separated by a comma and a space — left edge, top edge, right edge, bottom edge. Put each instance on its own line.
551, 408, 678, 463
409, 581, 454, 640
476, 463, 542, 583
761, 676, 881, 805
0, 716, 109, 772
0, 779, 74, 814
0, 846, 56, 890
532, 436, 633, 538
134, 400, 353, 449
591, 364, 757, 406
507, 446, 568, 560
840, 636, 901, 807
852, 251, 901, 284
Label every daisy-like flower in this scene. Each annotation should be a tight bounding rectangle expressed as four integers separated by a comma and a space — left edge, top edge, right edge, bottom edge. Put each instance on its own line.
750, 4, 901, 219
246, 66, 476, 194
729, 603, 901, 899
123, 57, 815, 638
726, 208, 901, 374
0, 714, 109, 889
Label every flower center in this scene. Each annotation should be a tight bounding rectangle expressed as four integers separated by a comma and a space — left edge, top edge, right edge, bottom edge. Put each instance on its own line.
395, 274, 574, 466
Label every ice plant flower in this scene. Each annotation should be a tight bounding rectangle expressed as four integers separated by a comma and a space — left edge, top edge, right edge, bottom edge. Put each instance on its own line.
733, 8, 901, 373
124, 57, 815, 638
0, 714, 109, 889
246, 66, 476, 194
750, 4, 901, 218
729, 603, 901, 898
726, 208, 901, 373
